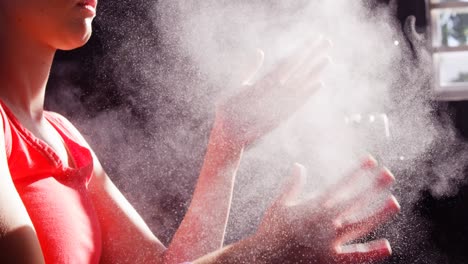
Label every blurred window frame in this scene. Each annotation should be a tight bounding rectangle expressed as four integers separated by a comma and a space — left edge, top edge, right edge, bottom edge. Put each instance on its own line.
427, 0, 468, 100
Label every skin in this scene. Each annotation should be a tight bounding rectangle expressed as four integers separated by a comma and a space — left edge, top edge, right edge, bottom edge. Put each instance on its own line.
0, 0, 400, 263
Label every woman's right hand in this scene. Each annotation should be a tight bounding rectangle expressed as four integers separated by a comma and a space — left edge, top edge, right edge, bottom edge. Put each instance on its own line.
255, 158, 400, 263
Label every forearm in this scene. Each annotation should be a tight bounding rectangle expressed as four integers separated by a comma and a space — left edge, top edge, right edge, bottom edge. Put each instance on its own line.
88, 171, 166, 264
165, 120, 244, 263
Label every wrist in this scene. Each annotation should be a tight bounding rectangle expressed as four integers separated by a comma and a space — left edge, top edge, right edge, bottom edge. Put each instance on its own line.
209, 116, 244, 154
246, 232, 288, 263
197, 117, 245, 179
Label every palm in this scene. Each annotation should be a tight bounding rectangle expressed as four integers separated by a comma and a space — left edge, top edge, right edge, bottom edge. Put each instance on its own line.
216, 37, 331, 147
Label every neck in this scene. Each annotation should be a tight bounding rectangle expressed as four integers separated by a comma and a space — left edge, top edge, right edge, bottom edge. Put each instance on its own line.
0, 27, 56, 121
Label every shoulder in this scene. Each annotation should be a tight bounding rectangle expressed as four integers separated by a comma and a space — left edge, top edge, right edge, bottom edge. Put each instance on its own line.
45, 111, 107, 181
45, 111, 78, 132
45, 111, 90, 148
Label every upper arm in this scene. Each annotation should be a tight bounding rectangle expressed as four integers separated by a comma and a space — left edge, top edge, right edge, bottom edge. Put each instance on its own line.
0, 119, 45, 263
51, 114, 167, 262
87, 154, 167, 263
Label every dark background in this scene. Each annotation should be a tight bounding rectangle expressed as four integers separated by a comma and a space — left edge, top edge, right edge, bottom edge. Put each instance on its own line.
46, 0, 468, 263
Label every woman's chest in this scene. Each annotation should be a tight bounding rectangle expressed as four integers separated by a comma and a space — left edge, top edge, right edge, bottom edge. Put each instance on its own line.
20, 118, 73, 168
17, 176, 102, 263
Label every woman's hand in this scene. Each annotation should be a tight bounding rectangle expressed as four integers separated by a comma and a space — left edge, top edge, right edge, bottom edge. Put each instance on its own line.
255, 157, 400, 263
214, 36, 332, 148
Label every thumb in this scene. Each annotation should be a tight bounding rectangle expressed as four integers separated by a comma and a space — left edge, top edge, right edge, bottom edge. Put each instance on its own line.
242, 49, 265, 86
278, 163, 307, 205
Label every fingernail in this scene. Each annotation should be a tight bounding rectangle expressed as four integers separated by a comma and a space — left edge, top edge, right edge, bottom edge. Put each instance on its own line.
386, 195, 401, 213
294, 162, 306, 176
369, 239, 392, 255
361, 155, 378, 169
377, 168, 395, 187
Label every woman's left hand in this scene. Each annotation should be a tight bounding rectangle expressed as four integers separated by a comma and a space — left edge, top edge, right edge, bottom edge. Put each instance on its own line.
214, 36, 332, 148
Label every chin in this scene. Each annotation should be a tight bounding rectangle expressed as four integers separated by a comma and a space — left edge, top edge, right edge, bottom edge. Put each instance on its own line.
56, 19, 93, 51
60, 33, 92, 51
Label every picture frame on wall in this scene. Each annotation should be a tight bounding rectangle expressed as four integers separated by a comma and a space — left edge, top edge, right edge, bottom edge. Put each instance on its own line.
427, 0, 468, 100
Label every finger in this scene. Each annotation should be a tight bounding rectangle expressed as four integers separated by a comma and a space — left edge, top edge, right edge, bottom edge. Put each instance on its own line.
285, 55, 330, 91
319, 156, 379, 207
246, 81, 324, 143
242, 49, 265, 86
253, 82, 323, 136
330, 156, 379, 195
276, 36, 324, 84
335, 167, 396, 218
335, 239, 392, 263
335, 196, 400, 244
295, 80, 324, 105
266, 35, 329, 85
297, 157, 380, 218
273, 81, 324, 124
234, 38, 331, 118
278, 163, 307, 205
278, 37, 332, 85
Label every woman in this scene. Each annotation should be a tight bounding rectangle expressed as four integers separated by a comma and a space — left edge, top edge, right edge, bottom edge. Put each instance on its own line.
0, 0, 400, 263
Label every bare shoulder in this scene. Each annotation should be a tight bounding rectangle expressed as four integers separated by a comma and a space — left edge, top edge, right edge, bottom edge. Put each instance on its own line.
45, 111, 90, 146
45, 111, 107, 182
